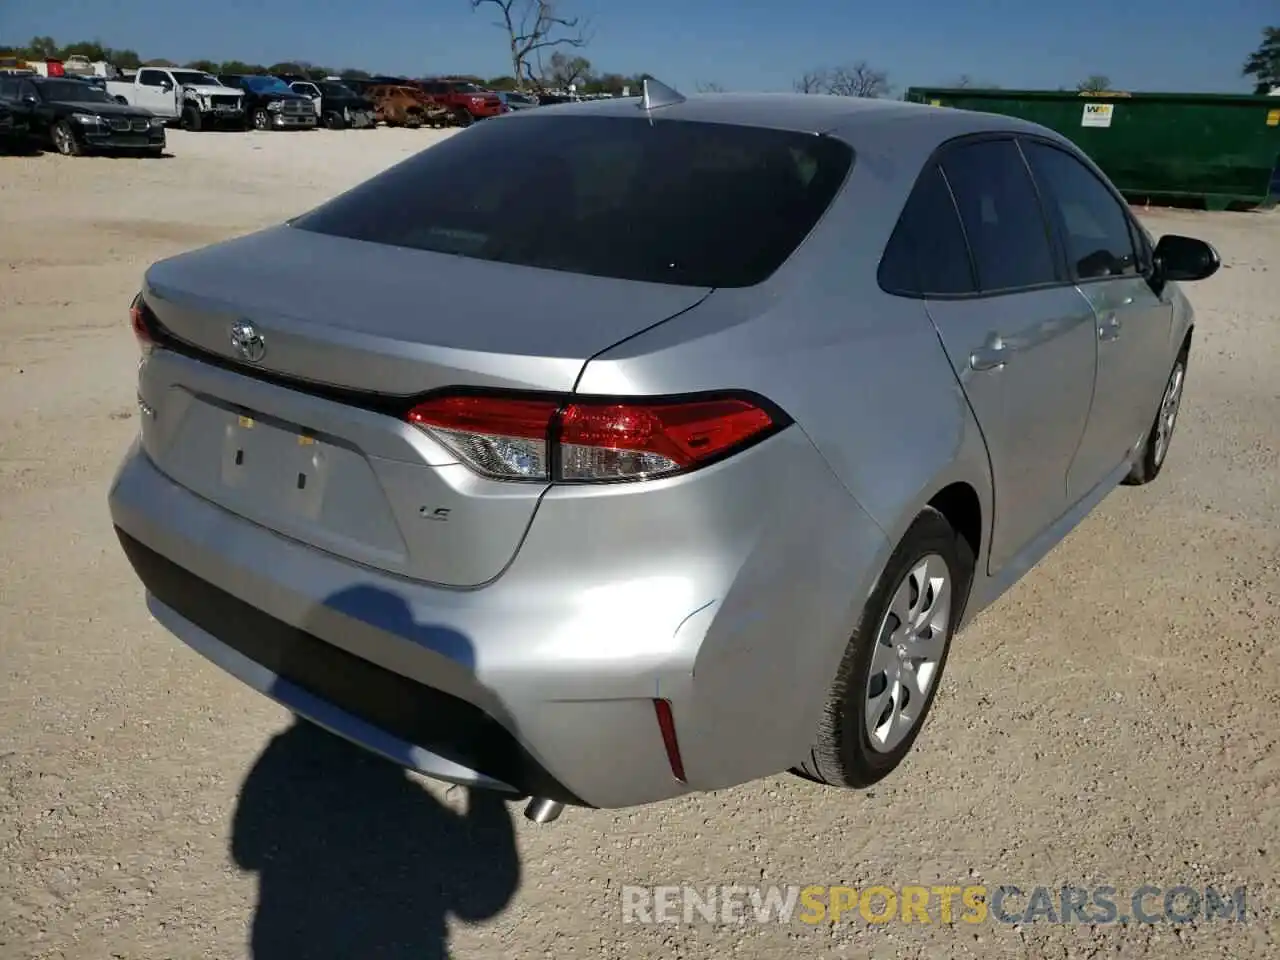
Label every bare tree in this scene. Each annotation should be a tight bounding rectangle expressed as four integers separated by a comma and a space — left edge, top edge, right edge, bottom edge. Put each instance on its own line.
794, 69, 826, 94
696, 80, 725, 93
1076, 74, 1112, 93
953, 74, 1001, 90
827, 62, 890, 97
794, 61, 890, 98
471, 0, 590, 91
544, 50, 591, 88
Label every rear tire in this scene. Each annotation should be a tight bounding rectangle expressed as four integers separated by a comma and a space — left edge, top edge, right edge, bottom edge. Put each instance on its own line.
1124, 350, 1188, 486
796, 507, 973, 789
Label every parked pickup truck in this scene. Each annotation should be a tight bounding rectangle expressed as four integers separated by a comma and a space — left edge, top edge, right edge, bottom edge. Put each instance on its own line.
416, 78, 505, 125
104, 67, 245, 130
217, 74, 317, 131
287, 79, 377, 129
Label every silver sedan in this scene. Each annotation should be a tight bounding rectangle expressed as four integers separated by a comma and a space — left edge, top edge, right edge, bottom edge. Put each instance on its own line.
108, 81, 1219, 821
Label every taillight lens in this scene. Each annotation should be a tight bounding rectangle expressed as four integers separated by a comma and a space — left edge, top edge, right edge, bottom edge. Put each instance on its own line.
407, 395, 560, 480
405, 392, 783, 483
559, 399, 775, 480
130, 293, 155, 354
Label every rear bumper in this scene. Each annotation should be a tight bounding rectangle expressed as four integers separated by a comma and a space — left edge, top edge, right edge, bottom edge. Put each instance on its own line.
109, 428, 888, 809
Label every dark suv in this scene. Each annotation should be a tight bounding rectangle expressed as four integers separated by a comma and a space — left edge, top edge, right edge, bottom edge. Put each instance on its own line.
217, 74, 316, 130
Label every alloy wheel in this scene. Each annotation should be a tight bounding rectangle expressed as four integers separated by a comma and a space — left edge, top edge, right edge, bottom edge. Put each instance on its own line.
53, 125, 73, 154
864, 553, 953, 754
1152, 361, 1185, 469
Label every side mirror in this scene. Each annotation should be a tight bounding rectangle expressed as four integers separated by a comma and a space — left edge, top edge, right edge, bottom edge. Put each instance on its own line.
1153, 234, 1221, 283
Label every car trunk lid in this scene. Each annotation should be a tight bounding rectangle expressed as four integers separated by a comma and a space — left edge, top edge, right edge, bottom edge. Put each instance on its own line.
137, 225, 711, 586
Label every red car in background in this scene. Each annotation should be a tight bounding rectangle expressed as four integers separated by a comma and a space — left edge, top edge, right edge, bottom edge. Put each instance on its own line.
416, 78, 505, 125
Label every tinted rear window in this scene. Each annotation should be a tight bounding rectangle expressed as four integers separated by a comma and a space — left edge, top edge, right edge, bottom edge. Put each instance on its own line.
291, 115, 854, 287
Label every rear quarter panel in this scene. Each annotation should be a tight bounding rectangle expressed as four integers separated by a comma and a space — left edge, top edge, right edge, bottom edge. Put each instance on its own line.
576, 116, 995, 564
574, 119, 997, 755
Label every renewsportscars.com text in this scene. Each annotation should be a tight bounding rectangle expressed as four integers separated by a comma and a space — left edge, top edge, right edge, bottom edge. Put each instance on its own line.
621, 884, 1248, 926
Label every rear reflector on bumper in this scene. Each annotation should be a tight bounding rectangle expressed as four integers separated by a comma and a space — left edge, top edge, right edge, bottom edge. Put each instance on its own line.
653, 698, 687, 782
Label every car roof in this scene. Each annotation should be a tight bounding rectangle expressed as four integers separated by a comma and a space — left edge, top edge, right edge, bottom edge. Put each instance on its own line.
511, 91, 1059, 144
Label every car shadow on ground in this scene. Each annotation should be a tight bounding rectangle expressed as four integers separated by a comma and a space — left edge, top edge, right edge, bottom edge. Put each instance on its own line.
229, 585, 522, 960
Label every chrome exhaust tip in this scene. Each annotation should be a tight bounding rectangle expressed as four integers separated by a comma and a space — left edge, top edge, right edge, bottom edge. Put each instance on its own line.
523, 798, 564, 823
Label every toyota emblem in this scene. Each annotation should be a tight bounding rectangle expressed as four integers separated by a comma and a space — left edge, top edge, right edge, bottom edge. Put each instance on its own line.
229, 321, 266, 363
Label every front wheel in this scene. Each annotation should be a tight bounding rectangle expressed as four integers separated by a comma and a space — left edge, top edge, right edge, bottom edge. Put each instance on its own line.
1124, 351, 1188, 485
452, 107, 473, 127
51, 120, 82, 156
796, 507, 973, 789
252, 109, 271, 131
181, 106, 202, 131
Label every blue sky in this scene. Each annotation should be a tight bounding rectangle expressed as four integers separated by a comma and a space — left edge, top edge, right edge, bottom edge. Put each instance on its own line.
1, 0, 1272, 94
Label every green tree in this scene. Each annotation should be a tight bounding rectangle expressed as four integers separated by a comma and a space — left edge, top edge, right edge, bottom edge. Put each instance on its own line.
185, 59, 220, 73
219, 60, 265, 75
26, 35, 58, 58
59, 39, 109, 61
1242, 26, 1280, 94
109, 48, 143, 69
1076, 74, 1112, 93
340, 67, 371, 80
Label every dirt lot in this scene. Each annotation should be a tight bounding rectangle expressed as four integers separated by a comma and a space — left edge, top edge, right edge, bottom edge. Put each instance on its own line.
1, 128, 1277, 960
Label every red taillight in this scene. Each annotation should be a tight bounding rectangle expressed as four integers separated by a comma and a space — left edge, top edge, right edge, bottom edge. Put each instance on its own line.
404, 392, 782, 483
407, 394, 560, 480
130, 294, 154, 353
560, 399, 775, 481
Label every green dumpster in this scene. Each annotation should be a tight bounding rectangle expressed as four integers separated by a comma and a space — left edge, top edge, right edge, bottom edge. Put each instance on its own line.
904, 87, 1280, 211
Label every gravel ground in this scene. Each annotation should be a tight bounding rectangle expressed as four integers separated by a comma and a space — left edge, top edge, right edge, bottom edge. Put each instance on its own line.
1, 128, 1277, 960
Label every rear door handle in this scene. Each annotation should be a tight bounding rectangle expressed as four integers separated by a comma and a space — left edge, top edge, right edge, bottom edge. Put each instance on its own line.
970, 337, 1008, 371
1098, 313, 1122, 342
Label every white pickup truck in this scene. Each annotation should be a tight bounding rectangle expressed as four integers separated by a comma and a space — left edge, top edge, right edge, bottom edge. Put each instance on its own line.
105, 67, 246, 130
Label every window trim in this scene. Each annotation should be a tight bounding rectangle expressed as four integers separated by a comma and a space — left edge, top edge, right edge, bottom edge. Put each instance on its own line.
878, 131, 1074, 302
1016, 134, 1144, 287
876, 163, 978, 298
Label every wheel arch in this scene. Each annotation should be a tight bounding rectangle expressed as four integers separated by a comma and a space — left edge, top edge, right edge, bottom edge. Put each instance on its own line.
927, 481, 983, 567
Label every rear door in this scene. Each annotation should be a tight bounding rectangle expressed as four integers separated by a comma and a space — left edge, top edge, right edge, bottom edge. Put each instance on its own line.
905, 138, 1098, 574
1019, 138, 1175, 501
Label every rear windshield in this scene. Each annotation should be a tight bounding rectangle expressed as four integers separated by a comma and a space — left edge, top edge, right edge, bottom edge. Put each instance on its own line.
290, 115, 854, 288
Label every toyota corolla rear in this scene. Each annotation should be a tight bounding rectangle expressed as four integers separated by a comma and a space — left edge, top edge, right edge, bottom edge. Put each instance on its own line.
108, 105, 888, 810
